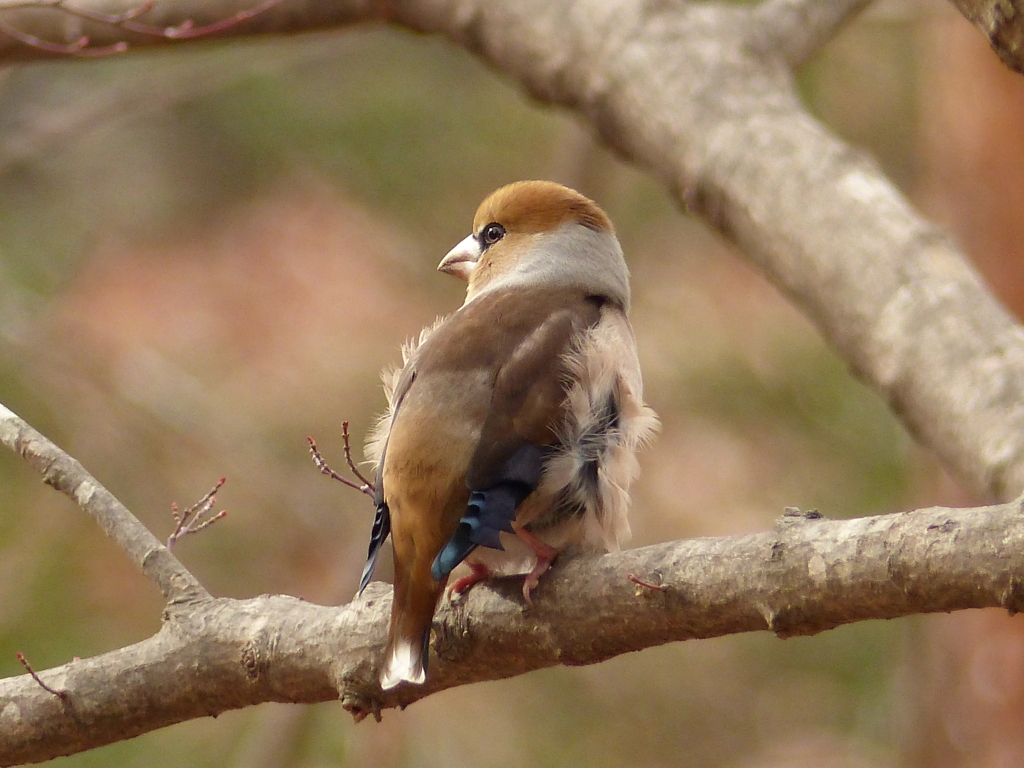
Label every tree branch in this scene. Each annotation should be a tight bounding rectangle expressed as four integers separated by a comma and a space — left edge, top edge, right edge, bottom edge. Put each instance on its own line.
3, 496, 1024, 764
3, 0, 1022, 504
0, 402, 207, 603
390, 0, 1024, 501
5, 0, 1024, 759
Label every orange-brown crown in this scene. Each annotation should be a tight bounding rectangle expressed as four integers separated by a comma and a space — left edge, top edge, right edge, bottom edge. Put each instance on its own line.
472, 181, 613, 237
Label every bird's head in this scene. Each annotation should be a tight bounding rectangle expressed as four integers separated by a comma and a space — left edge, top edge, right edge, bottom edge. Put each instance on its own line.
437, 180, 631, 310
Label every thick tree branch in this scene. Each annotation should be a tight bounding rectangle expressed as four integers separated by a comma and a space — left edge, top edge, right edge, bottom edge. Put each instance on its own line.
0, 402, 207, 602
3, 0, 1023, 503
5, 0, 1024, 759
3, 497, 1024, 764
392, 0, 1024, 503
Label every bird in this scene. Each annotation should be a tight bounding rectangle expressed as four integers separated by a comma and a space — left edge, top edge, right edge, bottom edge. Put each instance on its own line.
359, 180, 658, 690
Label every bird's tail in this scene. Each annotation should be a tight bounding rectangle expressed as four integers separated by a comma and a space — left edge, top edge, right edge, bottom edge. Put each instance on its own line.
380, 572, 445, 690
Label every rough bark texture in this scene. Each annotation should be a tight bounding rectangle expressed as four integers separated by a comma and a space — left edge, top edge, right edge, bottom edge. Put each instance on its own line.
3, 498, 1024, 765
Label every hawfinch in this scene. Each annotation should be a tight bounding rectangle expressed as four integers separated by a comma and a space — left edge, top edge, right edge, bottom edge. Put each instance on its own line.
361, 180, 658, 690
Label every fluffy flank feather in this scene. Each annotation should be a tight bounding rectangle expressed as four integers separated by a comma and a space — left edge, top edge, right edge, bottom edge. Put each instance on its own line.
540, 310, 658, 551
363, 405, 393, 471
403, 317, 448, 370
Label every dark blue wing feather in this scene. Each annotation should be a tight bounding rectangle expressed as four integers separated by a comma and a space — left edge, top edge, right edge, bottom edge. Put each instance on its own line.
359, 501, 391, 594
431, 443, 543, 581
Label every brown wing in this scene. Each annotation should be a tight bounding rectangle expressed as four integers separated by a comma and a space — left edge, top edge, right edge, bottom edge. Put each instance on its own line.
374, 286, 601, 687
464, 298, 601, 489
423, 289, 602, 578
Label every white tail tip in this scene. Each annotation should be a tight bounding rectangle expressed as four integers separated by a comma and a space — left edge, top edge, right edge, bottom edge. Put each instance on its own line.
380, 638, 426, 690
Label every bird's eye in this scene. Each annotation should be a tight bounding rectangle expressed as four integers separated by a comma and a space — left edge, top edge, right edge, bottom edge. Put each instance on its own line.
480, 222, 506, 246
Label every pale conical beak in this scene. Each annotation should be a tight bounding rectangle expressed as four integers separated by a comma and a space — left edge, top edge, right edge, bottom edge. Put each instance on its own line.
437, 234, 480, 281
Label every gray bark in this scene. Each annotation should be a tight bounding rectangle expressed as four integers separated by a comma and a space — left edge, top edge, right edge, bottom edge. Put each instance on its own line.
2, 430, 1023, 765
1, 0, 1021, 500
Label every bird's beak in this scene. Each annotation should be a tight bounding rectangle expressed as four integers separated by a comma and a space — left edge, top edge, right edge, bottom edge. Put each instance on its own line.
437, 234, 480, 281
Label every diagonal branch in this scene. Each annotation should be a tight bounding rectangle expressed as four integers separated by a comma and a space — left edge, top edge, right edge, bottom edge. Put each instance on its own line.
3, 497, 1024, 764
3, 0, 1021, 503
0, 402, 208, 602
4, 0, 1024, 758
389, 0, 1024, 501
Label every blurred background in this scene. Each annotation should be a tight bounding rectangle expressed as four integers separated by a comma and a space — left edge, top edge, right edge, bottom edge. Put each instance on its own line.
1, 0, 1022, 764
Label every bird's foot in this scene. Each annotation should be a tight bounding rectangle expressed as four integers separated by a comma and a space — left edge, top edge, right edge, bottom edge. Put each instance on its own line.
448, 561, 492, 596
513, 525, 558, 606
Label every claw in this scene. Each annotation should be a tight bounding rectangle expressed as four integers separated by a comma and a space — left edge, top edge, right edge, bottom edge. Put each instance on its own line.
513, 525, 558, 605
449, 561, 492, 595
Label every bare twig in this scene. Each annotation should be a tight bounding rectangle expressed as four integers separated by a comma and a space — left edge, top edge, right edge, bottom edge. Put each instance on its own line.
42, 0, 287, 39
341, 422, 375, 490
0, 0, 152, 18
0, 401, 207, 601
0, 0, 284, 56
0, 16, 126, 54
307, 433, 375, 499
15, 652, 67, 700
167, 477, 228, 548
627, 573, 668, 592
